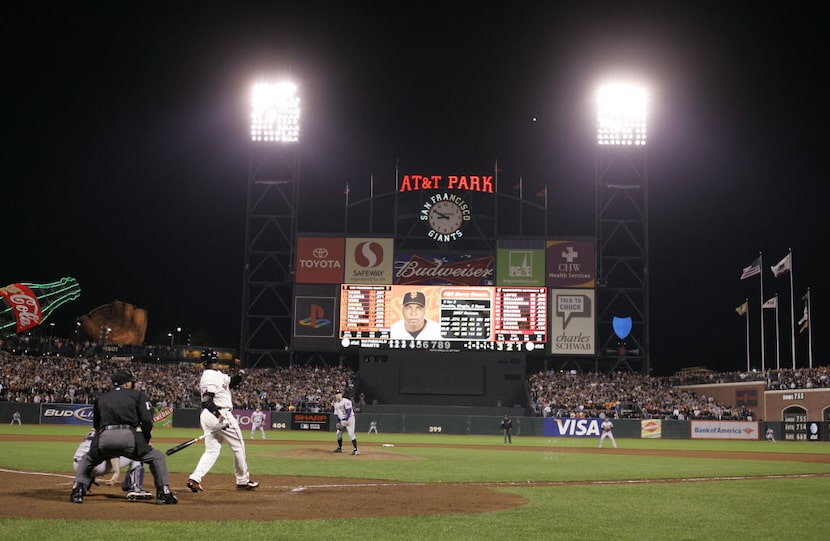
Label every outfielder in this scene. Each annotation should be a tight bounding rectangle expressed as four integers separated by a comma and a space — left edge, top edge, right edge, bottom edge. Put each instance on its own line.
73, 429, 151, 500
598, 417, 618, 448
332, 390, 359, 455
250, 406, 266, 440
187, 349, 259, 493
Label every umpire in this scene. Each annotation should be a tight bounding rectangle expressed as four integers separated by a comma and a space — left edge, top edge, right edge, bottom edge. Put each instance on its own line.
70, 369, 178, 504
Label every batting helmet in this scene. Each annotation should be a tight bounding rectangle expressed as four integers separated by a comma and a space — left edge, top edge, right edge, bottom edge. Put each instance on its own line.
111, 369, 136, 386
201, 348, 219, 366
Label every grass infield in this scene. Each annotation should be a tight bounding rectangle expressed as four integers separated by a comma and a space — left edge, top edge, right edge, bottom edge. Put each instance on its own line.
1, 424, 828, 540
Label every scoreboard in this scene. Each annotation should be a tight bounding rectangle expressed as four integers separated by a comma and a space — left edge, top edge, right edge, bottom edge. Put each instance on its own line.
339, 284, 547, 352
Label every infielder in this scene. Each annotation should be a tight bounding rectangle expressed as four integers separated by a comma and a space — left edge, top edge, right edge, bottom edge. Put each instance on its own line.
73, 429, 151, 500
250, 406, 266, 440
187, 349, 259, 492
598, 417, 618, 448
332, 390, 359, 455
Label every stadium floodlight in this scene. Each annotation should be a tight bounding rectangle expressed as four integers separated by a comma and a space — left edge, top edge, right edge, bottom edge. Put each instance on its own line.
596, 83, 648, 146
250, 81, 300, 143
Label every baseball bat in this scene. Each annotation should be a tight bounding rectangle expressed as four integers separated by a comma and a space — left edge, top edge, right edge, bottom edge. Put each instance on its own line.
165, 423, 228, 456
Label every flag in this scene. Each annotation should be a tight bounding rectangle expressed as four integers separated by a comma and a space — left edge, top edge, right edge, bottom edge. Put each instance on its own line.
735, 301, 748, 316
798, 298, 809, 332
513, 177, 523, 190
344, 183, 350, 195
740, 257, 761, 280
536, 186, 547, 198
770, 253, 791, 278
762, 297, 777, 309
494, 160, 502, 174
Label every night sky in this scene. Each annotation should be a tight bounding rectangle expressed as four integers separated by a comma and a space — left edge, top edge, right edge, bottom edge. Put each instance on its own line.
5, 4, 826, 376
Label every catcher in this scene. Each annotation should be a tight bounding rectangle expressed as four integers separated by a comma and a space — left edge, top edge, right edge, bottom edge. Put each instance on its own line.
332, 390, 360, 455
73, 429, 152, 500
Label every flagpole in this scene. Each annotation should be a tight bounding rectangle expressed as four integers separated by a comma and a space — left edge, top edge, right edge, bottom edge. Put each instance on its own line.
744, 298, 750, 372
806, 288, 813, 368
787, 248, 795, 369
774, 294, 780, 370
759, 252, 765, 371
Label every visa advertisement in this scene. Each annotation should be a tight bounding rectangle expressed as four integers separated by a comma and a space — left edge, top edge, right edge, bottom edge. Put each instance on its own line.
544, 417, 603, 437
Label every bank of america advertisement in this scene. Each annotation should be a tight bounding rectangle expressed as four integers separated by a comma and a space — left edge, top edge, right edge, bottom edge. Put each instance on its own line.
546, 239, 596, 288
550, 289, 596, 355
496, 240, 545, 286
344, 237, 395, 284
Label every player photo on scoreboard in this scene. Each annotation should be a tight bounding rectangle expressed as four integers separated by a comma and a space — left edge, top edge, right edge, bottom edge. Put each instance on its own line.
389, 287, 444, 341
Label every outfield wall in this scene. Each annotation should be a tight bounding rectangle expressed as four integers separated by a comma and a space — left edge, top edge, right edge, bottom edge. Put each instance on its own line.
3, 402, 829, 441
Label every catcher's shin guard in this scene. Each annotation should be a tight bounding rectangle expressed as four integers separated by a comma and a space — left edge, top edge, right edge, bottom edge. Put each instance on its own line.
122, 464, 144, 492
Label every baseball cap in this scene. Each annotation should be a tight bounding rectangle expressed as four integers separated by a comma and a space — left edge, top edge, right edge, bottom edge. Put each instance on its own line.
111, 370, 136, 386
402, 291, 426, 307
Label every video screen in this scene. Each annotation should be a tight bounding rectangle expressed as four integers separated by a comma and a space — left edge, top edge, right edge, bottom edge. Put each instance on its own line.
339, 284, 547, 352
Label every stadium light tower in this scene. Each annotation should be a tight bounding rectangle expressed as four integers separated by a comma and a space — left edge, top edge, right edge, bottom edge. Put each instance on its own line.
240, 79, 301, 369
594, 81, 651, 374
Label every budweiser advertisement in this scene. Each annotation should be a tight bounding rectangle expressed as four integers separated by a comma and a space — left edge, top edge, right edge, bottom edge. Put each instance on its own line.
393, 253, 495, 286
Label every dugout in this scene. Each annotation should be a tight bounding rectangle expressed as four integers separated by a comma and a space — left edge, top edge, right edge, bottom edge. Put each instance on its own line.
357, 350, 528, 412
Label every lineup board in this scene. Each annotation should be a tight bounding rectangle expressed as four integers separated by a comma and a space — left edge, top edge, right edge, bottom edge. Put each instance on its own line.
339, 284, 547, 351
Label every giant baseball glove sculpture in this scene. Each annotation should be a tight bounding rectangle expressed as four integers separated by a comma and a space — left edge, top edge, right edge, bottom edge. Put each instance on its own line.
80, 300, 148, 345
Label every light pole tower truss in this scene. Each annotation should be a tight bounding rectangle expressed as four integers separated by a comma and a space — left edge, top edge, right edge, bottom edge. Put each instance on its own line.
240, 81, 300, 369
594, 83, 650, 374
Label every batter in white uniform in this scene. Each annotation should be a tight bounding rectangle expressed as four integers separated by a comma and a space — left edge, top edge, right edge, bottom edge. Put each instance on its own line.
187, 349, 259, 492
332, 390, 359, 455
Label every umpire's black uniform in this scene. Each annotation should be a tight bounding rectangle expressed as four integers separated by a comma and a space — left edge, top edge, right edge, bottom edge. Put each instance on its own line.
71, 370, 177, 504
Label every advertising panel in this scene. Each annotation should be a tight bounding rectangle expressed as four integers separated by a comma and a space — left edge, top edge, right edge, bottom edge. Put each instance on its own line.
344, 237, 395, 284
293, 284, 339, 352
549, 289, 596, 355
546, 239, 596, 288
394, 253, 495, 286
496, 240, 546, 286
292, 412, 330, 431
295, 237, 345, 284
690, 420, 760, 440
40, 403, 94, 425
543, 417, 603, 437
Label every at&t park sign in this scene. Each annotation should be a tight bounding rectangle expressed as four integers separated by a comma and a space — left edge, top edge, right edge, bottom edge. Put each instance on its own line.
398, 174, 494, 193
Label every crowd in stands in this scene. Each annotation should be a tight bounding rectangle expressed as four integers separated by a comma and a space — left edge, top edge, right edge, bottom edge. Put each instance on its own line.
1, 335, 827, 420
527, 365, 830, 420
0, 349, 356, 412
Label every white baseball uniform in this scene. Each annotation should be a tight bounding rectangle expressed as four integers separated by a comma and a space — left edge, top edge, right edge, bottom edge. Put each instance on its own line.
599, 419, 617, 448
189, 368, 253, 486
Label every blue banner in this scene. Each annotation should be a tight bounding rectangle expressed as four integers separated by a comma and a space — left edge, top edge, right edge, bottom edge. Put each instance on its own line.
544, 417, 603, 437
40, 403, 94, 425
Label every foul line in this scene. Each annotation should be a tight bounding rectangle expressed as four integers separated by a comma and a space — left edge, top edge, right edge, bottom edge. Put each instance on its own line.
2, 468, 828, 491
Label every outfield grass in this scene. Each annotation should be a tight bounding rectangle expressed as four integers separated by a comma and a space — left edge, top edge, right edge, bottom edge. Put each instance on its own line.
1, 425, 828, 540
